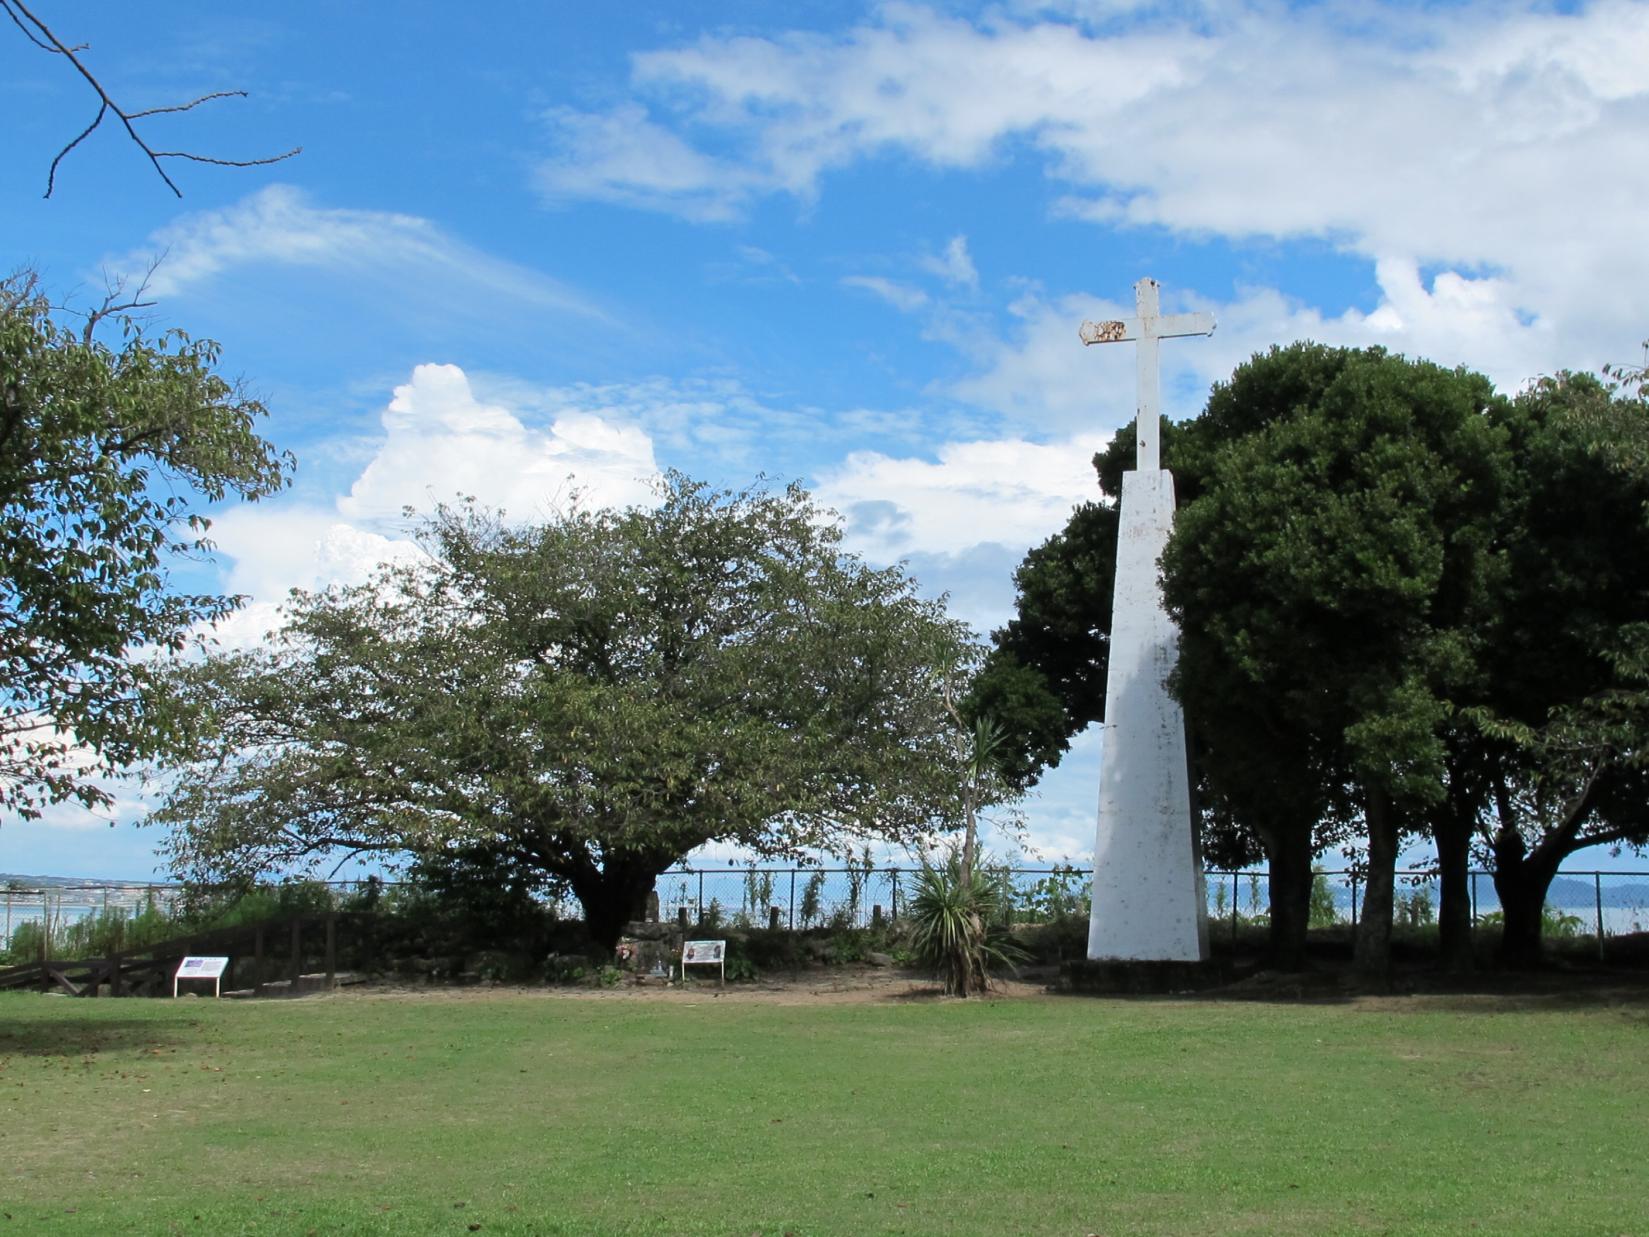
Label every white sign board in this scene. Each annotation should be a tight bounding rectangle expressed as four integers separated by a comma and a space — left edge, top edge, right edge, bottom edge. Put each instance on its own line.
682, 939, 726, 983
174, 956, 230, 998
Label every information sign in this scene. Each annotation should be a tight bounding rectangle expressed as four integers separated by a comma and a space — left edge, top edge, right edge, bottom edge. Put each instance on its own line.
681, 939, 726, 983
173, 956, 230, 998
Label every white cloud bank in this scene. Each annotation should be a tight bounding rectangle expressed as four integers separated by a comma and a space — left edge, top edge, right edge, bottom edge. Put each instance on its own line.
536, 1, 1649, 383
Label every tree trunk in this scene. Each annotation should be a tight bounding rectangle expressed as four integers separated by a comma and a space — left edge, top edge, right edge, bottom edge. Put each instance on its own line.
1433, 809, 1475, 974
1491, 829, 1562, 970
1263, 825, 1314, 972
1354, 787, 1398, 976
566, 852, 668, 952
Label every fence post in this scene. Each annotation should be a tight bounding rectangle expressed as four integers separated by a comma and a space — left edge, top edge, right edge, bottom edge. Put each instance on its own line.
697, 872, 704, 920
289, 916, 302, 985
892, 870, 900, 922
789, 870, 796, 931
1595, 873, 1606, 962
325, 912, 338, 988
1229, 872, 1238, 945
254, 925, 265, 996
1470, 871, 1478, 928
1351, 876, 1359, 932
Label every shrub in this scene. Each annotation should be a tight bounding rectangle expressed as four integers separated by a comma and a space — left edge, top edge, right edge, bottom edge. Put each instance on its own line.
907, 854, 1023, 997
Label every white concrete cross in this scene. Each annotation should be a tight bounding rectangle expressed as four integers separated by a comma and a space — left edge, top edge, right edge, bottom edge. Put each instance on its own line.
1080, 278, 1215, 473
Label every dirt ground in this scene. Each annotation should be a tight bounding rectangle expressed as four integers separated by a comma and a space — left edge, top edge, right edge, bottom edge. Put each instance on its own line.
302, 960, 1649, 1011
322, 965, 1057, 1007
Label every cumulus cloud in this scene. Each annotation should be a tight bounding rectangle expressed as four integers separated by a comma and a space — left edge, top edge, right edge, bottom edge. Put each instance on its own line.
204, 364, 660, 649
107, 185, 605, 320
816, 431, 1111, 562
341, 363, 658, 525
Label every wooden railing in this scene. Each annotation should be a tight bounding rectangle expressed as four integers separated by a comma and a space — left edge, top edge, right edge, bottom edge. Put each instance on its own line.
0, 910, 351, 997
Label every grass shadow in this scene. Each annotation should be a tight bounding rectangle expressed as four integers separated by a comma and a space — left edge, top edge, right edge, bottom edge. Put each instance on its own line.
0, 1016, 197, 1058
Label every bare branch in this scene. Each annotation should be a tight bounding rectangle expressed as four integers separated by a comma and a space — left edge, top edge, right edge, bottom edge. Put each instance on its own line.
81, 258, 164, 344
128, 90, 246, 119
4, 0, 300, 198
147, 148, 305, 171
0, 0, 58, 52
45, 101, 108, 198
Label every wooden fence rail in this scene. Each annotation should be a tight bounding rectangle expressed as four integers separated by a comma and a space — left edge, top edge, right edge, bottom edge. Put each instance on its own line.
0, 911, 350, 997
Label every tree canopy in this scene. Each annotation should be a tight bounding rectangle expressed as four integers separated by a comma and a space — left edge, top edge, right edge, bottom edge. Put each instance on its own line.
1162, 343, 1509, 969
150, 474, 984, 947
0, 274, 290, 820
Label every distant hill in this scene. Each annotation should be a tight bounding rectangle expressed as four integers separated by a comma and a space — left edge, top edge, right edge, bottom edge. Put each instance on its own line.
1547, 877, 1649, 910
0, 873, 166, 890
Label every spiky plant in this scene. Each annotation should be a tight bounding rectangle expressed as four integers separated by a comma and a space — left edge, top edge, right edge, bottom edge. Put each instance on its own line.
908, 853, 1022, 996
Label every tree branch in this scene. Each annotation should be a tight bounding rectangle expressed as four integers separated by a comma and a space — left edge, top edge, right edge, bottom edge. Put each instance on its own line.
2, 0, 300, 198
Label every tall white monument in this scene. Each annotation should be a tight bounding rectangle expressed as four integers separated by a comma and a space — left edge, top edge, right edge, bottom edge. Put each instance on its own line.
1080, 278, 1212, 962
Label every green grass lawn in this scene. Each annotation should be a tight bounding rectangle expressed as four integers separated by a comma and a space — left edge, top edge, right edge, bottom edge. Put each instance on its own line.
2, 984, 1646, 1235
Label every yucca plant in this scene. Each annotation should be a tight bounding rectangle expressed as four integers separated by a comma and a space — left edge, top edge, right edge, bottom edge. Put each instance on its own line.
908, 852, 1023, 996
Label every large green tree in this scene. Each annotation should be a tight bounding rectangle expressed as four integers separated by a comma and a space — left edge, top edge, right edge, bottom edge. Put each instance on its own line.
0, 274, 290, 820
150, 475, 980, 948
1456, 372, 1649, 966
1164, 344, 1508, 973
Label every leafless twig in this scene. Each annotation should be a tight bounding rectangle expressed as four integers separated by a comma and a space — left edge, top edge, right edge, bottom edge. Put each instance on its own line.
2, 0, 300, 198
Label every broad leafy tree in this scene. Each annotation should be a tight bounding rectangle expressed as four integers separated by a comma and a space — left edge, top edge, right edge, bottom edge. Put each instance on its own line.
1457, 373, 1649, 965
1164, 344, 1507, 973
0, 274, 290, 820
150, 475, 980, 948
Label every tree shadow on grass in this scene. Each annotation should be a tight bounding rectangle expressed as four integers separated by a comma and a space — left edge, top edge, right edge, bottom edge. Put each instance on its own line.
1397, 981, 1649, 1016
1217, 969, 1649, 1013
0, 1016, 201, 1058
1052, 964, 1649, 1011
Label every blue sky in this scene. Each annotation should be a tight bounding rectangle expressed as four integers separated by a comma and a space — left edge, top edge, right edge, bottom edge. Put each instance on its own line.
5, 1, 1649, 879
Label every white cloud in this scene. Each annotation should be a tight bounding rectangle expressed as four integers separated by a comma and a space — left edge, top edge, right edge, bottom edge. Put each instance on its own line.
841, 274, 930, 313
342, 363, 658, 525
538, 2, 1649, 376
950, 262, 1561, 433
107, 185, 605, 320
816, 431, 1111, 562
204, 364, 661, 649
535, 103, 760, 222
920, 235, 979, 289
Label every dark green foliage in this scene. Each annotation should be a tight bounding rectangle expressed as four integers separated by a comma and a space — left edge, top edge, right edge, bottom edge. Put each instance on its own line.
0, 275, 290, 818
403, 847, 566, 959
972, 500, 1119, 787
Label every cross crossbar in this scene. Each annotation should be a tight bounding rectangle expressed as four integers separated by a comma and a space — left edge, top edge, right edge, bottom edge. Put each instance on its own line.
1079, 278, 1214, 472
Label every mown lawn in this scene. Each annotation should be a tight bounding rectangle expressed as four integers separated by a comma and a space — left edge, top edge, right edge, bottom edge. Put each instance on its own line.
1, 984, 1645, 1234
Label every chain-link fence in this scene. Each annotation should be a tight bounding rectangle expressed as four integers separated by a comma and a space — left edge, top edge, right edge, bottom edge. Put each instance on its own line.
1204, 868, 1649, 944
8, 867, 1649, 952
